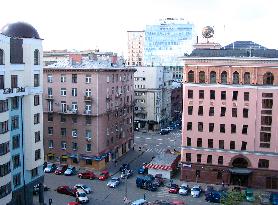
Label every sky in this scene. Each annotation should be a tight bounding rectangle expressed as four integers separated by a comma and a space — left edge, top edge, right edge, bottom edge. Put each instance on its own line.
1, 0, 278, 56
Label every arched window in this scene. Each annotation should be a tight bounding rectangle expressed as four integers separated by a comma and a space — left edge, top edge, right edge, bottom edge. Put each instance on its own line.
221, 71, 227, 84
263, 72, 274, 85
210, 71, 216, 84
0, 49, 4, 65
244, 72, 250, 84
232, 158, 249, 168
233, 71, 239, 84
199, 71, 205, 83
34, 49, 40, 65
188, 70, 194, 83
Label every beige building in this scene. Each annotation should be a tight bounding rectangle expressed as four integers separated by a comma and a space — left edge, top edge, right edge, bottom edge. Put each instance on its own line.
127, 31, 144, 66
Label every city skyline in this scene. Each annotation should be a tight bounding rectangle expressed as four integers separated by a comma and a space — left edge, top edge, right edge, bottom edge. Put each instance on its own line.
1, 0, 277, 56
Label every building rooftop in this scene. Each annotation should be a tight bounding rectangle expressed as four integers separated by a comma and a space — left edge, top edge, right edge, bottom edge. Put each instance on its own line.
149, 153, 178, 166
1, 22, 40, 39
222, 41, 267, 50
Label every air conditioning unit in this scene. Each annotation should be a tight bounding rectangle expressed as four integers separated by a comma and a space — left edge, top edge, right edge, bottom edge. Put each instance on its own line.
86, 137, 91, 141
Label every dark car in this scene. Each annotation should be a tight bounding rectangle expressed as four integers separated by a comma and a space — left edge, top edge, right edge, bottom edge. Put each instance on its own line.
153, 174, 164, 187
54, 164, 68, 175
160, 129, 170, 135
78, 171, 96, 180
121, 169, 133, 179
169, 184, 179, 194
138, 165, 148, 174
56, 186, 76, 196
205, 185, 215, 197
44, 163, 57, 173
64, 166, 77, 176
43, 162, 47, 170
205, 191, 222, 203
119, 163, 130, 172
270, 192, 278, 205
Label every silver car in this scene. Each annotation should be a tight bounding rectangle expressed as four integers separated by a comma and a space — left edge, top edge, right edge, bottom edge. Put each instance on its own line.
179, 183, 190, 195
191, 185, 202, 198
74, 184, 92, 194
107, 177, 121, 188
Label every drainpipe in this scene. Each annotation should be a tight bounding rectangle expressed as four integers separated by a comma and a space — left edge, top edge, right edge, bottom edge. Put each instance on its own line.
97, 73, 99, 154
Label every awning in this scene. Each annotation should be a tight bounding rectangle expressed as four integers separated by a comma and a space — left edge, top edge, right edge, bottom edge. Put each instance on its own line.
81, 155, 95, 160
145, 163, 172, 171
229, 168, 252, 175
47, 153, 54, 157
61, 155, 68, 159
70, 154, 78, 158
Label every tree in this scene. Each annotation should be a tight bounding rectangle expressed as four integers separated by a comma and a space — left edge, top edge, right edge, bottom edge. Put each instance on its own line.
220, 191, 244, 205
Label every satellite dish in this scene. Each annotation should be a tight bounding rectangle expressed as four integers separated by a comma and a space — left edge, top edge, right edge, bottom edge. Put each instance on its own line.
202, 26, 214, 39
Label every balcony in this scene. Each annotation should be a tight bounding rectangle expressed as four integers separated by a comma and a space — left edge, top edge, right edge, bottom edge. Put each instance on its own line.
0, 87, 27, 100
46, 95, 54, 100
83, 110, 93, 115
84, 96, 92, 102
59, 109, 78, 114
106, 94, 112, 101
115, 93, 122, 98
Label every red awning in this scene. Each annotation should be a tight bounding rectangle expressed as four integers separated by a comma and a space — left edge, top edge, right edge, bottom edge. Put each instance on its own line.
145, 163, 172, 171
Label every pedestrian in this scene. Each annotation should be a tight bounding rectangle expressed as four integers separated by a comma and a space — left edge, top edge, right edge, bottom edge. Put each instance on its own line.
115, 160, 118, 167
222, 180, 225, 188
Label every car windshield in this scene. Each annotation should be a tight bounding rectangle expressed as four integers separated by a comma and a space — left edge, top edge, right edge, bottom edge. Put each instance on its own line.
78, 192, 86, 197
111, 178, 118, 181
82, 185, 88, 189
47, 164, 53, 168
57, 167, 63, 170
192, 188, 200, 191
181, 185, 187, 189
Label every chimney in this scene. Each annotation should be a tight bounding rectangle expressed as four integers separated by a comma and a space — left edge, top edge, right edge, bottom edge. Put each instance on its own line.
69, 54, 82, 65
196, 36, 199, 44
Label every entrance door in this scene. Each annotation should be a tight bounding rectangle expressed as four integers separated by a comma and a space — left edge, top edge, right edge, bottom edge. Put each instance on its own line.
230, 174, 248, 186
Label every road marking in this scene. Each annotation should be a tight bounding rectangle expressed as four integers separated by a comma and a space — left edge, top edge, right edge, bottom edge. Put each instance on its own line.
146, 137, 151, 140
170, 139, 175, 142
156, 144, 160, 146
157, 138, 163, 141
135, 136, 141, 139
159, 142, 163, 144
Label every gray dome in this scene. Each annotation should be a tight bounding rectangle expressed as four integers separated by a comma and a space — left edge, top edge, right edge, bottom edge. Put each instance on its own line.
1, 22, 40, 39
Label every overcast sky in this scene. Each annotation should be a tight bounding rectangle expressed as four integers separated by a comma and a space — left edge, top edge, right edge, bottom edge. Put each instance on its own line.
1, 0, 277, 56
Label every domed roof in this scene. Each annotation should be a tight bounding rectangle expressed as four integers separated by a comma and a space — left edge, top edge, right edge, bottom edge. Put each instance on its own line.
1, 22, 40, 39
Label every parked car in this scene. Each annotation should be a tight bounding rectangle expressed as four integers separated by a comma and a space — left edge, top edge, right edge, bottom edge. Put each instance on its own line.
74, 184, 92, 194
64, 166, 77, 176
205, 191, 221, 203
191, 185, 202, 198
98, 170, 110, 180
169, 184, 179, 194
205, 185, 215, 197
75, 188, 89, 204
138, 163, 148, 174
33, 184, 50, 195
131, 199, 147, 205
107, 177, 121, 188
119, 163, 130, 172
170, 200, 185, 205
54, 164, 68, 175
245, 188, 255, 202
136, 175, 157, 191
121, 169, 133, 179
153, 174, 164, 187
43, 162, 47, 170
44, 163, 56, 173
270, 192, 278, 205
178, 183, 190, 195
56, 186, 76, 196
160, 129, 170, 135
78, 171, 96, 180
259, 192, 270, 205
67, 202, 80, 205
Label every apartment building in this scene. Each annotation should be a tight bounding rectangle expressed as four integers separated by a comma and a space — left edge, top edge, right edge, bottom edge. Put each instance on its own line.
181, 45, 278, 189
0, 22, 44, 205
43, 55, 135, 170
127, 31, 144, 66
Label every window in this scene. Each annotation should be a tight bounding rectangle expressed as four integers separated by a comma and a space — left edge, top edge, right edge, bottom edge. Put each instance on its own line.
72, 116, 77, 123
72, 142, 78, 151
188, 70, 194, 83
34, 49, 39, 65
0, 120, 9, 134
198, 106, 203, 116
85, 89, 92, 97
61, 128, 66, 137
188, 106, 193, 115
233, 71, 239, 84
231, 124, 236, 133
266, 177, 278, 189
34, 113, 40, 124
61, 141, 66, 149
198, 122, 203, 132
0, 162, 11, 177
220, 124, 225, 133
13, 173, 21, 188
11, 97, 18, 110
244, 92, 249, 101
60, 88, 66, 96
85, 130, 92, 139
0, 75, 4, 89
48, 87, 53, 96
61, 74, 66, 82
33, 95, 40, 106
48, 140, 53, 148
86, 74, 92, 84
262, 99, 273, 109
207, 155, 212, 164
0, 49, 4, 65
199, 71, 205, 83
35, 131, 40, 143
187, 137, 191, 146
197, 138, 202, 147
11, 75, 18, 88
243, 108, 249, 118
12, 135, 20, 150
241, 141, 247, 150
197, 154, 202, 163
86, 144, 92, 152
34, 74, 40, 87
48, 127, 53, 135
11, 116, 19, 130
230, 141, 235, 150
242, 125, 248, 134
208, 139, 213, 148
35, 149, 41, 161
188, 90, 193, 99
221, 71, 227, 84
258, 159, 269, 168
210, 71, 216, 84
210, 90, 215, 100
0, 142, 9, 156
220, 107, 226, 117
209, 107, 214, 116
47, 74, 53, 83
263, 72, 274, 85
232, 108, 237, 117
232, 91, 238, 100
244, 72, 250, 84
13, 155, 20, 169
72, 129, 77, 137
199, 90, 204, 99
31, 167, 38, 178
48, 113, 53, 122
72, 74, 77, 83
218, 156, 223, 165
209, 123, 214, 132
186, 153, 191, 162
71, 88, 77, 96
187, 122, 192, 131
85, 116, 91, 125
0, 100, 8, 113
219, 140, 224, 149
261, 116, 272, 126
221, 91, 226, 100
60, 114, 66, 122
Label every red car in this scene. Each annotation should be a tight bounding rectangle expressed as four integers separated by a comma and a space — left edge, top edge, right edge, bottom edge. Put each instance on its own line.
78, 171, 96, 180
67, 202, 80, 205
98, 170, 110, 180
169, 184, 180, 194
56, 186, 76, 196
54, 164, 68, 175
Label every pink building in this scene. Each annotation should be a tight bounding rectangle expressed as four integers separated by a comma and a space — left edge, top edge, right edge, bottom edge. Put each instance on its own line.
43, 55, 135, 170
181, 50, 278, 189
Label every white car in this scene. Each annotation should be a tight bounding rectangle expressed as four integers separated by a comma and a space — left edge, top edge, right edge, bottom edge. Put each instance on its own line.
191, 185, 202, 198
76, 189, 89, 204
179, 183, 190, 195
107, 177, 121, 188
74, 184, 92, 194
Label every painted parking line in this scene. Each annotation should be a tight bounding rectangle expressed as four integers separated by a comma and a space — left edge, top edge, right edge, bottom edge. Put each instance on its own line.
135, 136, 141, 139
146, 137, 151, 140
170, 139, 175, 142
157, 138, 163, 141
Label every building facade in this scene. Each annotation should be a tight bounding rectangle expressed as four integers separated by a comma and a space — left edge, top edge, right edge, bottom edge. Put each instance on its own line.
133, 66, 172, 131
43, 55, 135, 170
0, 22, 44, 205
181, 54, 278, 189
127, 31, 144, 66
